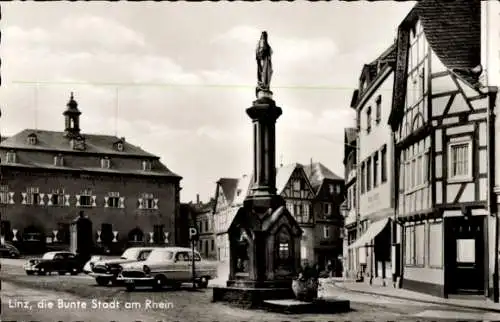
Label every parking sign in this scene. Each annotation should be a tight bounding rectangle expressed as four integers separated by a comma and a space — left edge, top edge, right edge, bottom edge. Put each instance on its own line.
189, 227, 199, 241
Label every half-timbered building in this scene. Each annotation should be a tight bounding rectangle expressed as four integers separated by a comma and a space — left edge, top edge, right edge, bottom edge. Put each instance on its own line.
0, 93, 182, 254
346, 42, 397, 286
213, 162, 344, 278
303, 162, 345, 271
388, 1, 499, 298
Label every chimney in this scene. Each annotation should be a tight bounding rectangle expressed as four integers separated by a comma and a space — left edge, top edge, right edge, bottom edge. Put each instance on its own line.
196, 194, 200, 204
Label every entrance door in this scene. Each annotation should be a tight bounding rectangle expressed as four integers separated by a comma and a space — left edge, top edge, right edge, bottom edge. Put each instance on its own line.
446, 216, 484, 294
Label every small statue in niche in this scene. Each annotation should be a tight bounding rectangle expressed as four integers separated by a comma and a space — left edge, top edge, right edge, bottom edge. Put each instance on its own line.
235, 229, 250, 273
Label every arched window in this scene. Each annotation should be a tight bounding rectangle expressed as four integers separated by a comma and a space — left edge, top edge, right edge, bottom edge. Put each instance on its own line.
276, 226, 293, 268
128, 227, 144, 243
23, 226, 43, 242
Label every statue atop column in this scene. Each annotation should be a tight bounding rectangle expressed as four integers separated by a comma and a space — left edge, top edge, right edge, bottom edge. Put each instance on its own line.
256, 31, 273, 98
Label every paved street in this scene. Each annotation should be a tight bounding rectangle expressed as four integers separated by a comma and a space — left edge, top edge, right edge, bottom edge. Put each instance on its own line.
3, 262, 500, 321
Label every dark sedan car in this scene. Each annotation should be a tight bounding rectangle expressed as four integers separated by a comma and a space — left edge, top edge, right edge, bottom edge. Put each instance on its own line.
23, 251, 83, 275
0, 242, 21, 258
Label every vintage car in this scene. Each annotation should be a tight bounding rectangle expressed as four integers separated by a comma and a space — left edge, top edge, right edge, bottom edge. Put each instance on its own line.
117, 247, 217, 291
23, 251, 82, 275
83, 255, 105, 274
0, 242, 21, 258
89, 247, 158, 286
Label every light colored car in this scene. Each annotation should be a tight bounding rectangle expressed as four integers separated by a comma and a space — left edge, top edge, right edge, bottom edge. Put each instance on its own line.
117, 247, 217, 291
89, 247, 159, 286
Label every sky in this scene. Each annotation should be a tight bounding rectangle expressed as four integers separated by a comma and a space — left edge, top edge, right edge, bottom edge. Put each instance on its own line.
0, 2, 415, 203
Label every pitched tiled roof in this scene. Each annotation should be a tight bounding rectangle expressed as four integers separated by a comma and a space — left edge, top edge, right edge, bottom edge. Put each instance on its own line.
371, 42, 397, 66
275, 163, 301, 195
0, 130, 181, 178
356, 42, 397, 107
220, 162, 335, 204
303, 162, 343, 192
217, 178, 239, 205
414, 0, 481, 88
389, 1, 482, 130
191, 199, 215, 214
1, 129, 157, 157
1, 159, 180, 178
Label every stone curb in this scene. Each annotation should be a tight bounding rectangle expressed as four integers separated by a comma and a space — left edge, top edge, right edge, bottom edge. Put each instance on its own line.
333, 282, 500, 313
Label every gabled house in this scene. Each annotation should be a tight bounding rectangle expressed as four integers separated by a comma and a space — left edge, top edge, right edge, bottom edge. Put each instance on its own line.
303, 162, 345, 270
385, 0, 499, 299
213, 162, 344, 275
345, 39, 397, 286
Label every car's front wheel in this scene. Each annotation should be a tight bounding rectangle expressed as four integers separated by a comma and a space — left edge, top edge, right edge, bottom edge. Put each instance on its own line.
26, 271, 34, 276
96, 277, 110, 286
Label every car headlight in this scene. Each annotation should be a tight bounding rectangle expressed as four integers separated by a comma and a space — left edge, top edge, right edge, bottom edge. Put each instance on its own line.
143, 265, 151, 274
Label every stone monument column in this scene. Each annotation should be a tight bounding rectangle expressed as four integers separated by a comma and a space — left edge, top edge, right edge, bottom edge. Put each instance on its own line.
244, 95, 284, 211
214, 31, 302, 305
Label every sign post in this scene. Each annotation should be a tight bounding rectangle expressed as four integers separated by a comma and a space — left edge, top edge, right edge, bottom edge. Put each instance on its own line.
189, 227, 199, 288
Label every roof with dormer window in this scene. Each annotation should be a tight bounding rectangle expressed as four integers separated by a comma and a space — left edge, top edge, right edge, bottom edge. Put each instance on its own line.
0, 129, 180, 178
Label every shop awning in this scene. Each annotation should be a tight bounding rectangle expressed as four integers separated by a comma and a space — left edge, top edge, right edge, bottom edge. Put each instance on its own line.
348, 218, 390, 249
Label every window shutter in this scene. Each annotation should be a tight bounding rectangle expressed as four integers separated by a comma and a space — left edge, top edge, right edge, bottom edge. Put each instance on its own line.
64, 194, 70, 206
47, 195, 53, 206
8, 192, 14, 204
153, 198, 159, 209
138, 198, 143, 209
39, 193, 45, 206
75, 195, 81, 207
104, 196, 109, 208
112, 231, 118, 243
119, 197, 125, 208
164, 232, 169, 244
21, 192, 27, 205
91, 196, 97, 207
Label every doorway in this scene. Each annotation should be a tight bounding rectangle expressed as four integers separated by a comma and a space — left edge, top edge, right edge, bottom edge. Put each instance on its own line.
445, 216, 485, 295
